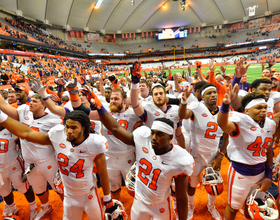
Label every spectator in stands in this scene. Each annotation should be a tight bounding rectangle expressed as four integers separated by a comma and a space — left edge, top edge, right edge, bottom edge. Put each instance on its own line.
223, 74, 233, 87
215, 73, 223, 85
0, 71, 9, 85
262, 68, 271, 78
271, 76, 280, 92
1, 90, 8, 102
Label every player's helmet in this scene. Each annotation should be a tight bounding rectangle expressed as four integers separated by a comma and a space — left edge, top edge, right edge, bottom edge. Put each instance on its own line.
105, 200, 127, 220
247, 189, 278, 220
53, 170, 64, 194
201, 167, 224, 196
4, 216, 21, 220
125, 162, 136, 197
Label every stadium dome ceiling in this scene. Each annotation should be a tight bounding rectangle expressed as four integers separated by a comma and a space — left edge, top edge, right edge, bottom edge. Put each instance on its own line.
0, 0, 279, 33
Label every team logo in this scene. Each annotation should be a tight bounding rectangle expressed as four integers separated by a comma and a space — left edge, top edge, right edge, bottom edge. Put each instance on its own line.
59, 144, 66, 148
70, 148, 74, 152
152, 156, 157, 160
261, 129, 264, 133
12, 167, 17, 171
202, 113, 208, 117
159, 208, 165, 213
24, 117, 29, 120
128, 160, 132, 164
47, 165, 52, 169
105, 141, 109, 150
88, 195, 93, 200
250, 127, 257, 131
109, 113, 113, 115
142, 147, 148, 153
155, 113, 160, 116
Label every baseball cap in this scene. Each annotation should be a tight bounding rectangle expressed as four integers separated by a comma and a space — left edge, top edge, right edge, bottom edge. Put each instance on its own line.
272, 68, 277, 72
119, 77, 125, 81
15, 86, 29, 94
224, 74, 234, 79
271, 76, 280, 82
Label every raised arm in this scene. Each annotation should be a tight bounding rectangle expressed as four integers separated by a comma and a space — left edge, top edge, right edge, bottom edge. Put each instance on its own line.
178, 87, 194, 119
92, 93, 134, 146
217, 84, 239, 134
0, 112, 51, 145
0, 95, 19, 120
30, 79, 67, 117
130, 62, 145, 117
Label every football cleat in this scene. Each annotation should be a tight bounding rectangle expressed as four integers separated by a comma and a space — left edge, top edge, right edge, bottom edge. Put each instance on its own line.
247, 189, 278, 220
201, 167, 224, 196
34, 205, 52, 220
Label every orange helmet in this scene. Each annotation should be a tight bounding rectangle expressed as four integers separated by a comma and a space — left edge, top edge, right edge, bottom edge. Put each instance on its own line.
125, 162, 136, 197
247, 189, 278, 220
201, 167, 224, 196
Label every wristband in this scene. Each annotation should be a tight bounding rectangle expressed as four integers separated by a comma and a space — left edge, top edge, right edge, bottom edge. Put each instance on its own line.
219, 151, 225, 157
265, 166, 273, 180
58, 85, 63, 93
103, 194, 112, 203
133, 102, 140, 109
131, 83, 139, 90
181, 98, 187, 105
0, 111, 8, 123
220, 102, 230, 114
42, 96, 49, 101
97, 105, 107, 116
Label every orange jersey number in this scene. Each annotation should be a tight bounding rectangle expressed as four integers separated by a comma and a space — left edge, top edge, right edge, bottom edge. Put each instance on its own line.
247, 136, 273, 157
204, 122, 218, 139
0, 139, 9, 153
57, 153, 85, 178
138, 158, 162, 191
108, 120, 128, 135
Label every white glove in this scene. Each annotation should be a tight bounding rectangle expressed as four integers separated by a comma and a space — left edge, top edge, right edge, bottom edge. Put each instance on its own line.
30, 79, 48, 99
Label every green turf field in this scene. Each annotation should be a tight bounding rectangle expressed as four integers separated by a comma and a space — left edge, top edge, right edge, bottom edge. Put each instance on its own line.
169, 63, 280, 83
119, 63, 280, 83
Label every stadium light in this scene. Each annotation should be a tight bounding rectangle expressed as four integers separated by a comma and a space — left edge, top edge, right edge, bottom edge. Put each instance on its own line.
95, 0, 103, 9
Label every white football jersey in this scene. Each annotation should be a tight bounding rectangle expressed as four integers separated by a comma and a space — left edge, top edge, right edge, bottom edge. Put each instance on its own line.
133, 126, 194, 205
167, 81, 190, 98
188, 102, 223, 154
0, 129, 19, 167
139, 94, 153, 103
227, 112, 276, 165
48, 124, 107, 195
17, 105, 62, 163
103, 108, 140, 157
266, 98, 274, 119
270, 92, 280, 105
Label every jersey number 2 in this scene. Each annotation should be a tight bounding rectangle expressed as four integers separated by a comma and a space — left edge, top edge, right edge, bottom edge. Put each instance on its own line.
205, 122, 218, 139
57, 153, 85, 178
138, 158, 161, 191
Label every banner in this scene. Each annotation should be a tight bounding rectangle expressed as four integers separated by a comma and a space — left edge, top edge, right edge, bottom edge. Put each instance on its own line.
248, 17, 266, 29
133, 33, 136, 39
75, 31, 80, 38
227, 22, 244, 32
260, 23, 280, 32
103, 34, 115, 43
80, 31, 84, 38
272, 14, 280, 24
87, 33, 100, 42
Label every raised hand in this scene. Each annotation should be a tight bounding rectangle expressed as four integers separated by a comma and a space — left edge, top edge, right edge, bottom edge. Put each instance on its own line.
220, 65, 226, 73
29, 79, 48, 99
181, 86, 193, 102
223, 84, 239, 104
65, 78, 79, 102
235, 58, 250, 78
208, 59, 215, 72
130, 61, 142, 84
